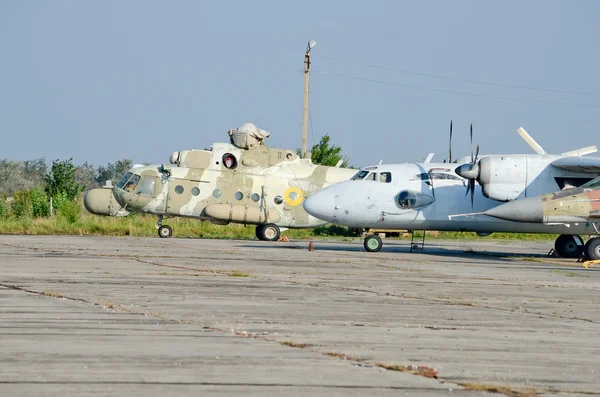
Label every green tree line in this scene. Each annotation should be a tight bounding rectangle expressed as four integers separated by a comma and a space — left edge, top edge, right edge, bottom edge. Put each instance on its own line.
0, 157, 133, 222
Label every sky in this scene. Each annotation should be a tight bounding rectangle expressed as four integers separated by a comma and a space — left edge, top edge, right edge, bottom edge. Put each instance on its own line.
1, 0, 600, 168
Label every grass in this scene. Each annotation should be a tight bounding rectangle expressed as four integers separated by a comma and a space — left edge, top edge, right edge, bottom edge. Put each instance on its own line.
0, 212, 562, 241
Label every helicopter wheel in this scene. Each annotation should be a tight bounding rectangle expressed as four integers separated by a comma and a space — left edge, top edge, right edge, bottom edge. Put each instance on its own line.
364, 234, 383, 253
256, 223, 280, 241
584, 237, 600, 261
158, 225, 173, 238
554, 234, 584, 258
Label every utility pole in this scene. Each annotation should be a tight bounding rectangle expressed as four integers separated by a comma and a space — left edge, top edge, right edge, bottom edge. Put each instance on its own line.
302, 40, 316, 159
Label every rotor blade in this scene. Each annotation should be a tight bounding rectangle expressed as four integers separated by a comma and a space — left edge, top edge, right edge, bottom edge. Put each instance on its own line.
449, 120, 453, 163
469, 123, 473, 163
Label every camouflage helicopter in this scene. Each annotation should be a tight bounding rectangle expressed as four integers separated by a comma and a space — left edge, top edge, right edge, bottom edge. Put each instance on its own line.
84, 123, 355, 240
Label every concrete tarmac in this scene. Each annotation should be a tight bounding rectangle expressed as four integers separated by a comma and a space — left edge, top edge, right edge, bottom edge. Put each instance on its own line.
0, 235, 599, 396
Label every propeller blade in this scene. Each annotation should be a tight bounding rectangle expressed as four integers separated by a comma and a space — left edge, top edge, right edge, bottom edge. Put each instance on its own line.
465, 180, 470, 197
474, 144, 480, 163
470, 179, 475, 208
469, 123, 473, 163
428, 170, 435, 199
449, 120, 453, 163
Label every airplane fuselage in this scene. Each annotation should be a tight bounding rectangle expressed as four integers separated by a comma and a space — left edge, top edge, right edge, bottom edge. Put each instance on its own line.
303, 162, 599, 235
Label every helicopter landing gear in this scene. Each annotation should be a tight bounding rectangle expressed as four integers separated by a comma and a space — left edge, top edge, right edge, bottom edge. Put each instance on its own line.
554, 234, 584, 258
156, 216, 173, 238
255, 223, 280, 241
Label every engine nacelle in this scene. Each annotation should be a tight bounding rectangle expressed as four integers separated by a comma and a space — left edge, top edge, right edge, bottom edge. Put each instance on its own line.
478, 156, 528, 202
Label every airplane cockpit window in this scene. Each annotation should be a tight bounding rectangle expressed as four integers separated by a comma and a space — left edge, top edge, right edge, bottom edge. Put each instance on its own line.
135, 177, 156, 196
351, 170, 370, 180
414, 173, 461, 181
123, 174, 141, 192
396, 190, 435, 210
366, 172, 377, 181
116, 172, 133, 189
379, 172, 392, 183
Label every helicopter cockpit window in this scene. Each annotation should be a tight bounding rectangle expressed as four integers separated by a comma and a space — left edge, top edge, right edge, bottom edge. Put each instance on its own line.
582, 176, 600, 189
366, 172, 377, 181
116, 172, 133, 189
123, 174, 141, 192
135, 177, 156, 196
351, 170, 370, 180
222, 153, 238, 169
379, 172, 392, 183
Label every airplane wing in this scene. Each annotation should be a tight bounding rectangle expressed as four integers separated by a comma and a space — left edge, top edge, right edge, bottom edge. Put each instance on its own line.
551, 156, 600, 173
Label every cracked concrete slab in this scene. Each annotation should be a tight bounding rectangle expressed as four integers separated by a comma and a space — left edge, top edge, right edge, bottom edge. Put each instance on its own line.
1, 235, 599, 396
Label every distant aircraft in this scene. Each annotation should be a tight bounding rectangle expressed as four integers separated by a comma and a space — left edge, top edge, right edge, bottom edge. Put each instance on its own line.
84, 123, 355, 240
480, 176, 600, 259
303, 126, 600, 259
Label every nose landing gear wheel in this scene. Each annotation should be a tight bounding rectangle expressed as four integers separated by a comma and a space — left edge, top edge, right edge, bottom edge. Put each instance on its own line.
584, 237, 600, 260
554, 234, 584, 258
364, 234, 382, 252
256, 224, 280, 241
158, 225, 173, 238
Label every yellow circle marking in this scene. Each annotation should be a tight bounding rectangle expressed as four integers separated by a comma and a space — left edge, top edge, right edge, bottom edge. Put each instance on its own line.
284, 187, 304, 206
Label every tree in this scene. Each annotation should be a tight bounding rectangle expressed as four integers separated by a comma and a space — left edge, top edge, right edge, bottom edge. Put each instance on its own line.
0, 159, 35, 196
95, 158, 133, 185
44, 158, 83, 201
310, 134, 350, 168
75, 162, 99, 190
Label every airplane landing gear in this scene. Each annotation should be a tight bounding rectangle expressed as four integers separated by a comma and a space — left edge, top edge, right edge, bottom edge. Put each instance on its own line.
364, 234, 383, 252
255, 223, 280, 241
584, 237, 600, 261
554, 234, 584, 258
156, 216, 173, 238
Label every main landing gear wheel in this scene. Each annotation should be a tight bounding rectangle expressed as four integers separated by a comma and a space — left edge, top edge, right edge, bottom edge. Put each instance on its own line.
256, 223, 280, 241
364, 234, 383, 253
158, 225, 173, 238
554, 234, 584, 258
584, 237, 600, 260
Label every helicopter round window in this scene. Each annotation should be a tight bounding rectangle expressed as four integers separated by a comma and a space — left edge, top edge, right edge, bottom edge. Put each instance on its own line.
174, 185, 184, 194
234, 191, 243, 201
222, 153, 238, 169
213, 189, 222, 198
191, 187, 200, 196
274, 195, 283, 204
251, 193, 260, 202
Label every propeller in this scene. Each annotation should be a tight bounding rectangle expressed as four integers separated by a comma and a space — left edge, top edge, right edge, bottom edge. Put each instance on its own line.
448, 120, 453, 163
454, 123, 481, 208
427, 169, 435, 199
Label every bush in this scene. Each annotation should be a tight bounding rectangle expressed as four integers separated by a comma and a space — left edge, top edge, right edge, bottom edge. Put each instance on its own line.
52, 191, 69, 212
0, 194, 10, 218
57, 199, 80, 223
30, 187, 50, 218
11, 190, 32, 218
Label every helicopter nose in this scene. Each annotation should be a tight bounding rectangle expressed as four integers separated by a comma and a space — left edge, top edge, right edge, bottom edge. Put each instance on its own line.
303, 185, 336, 222
84, 187, 121, 216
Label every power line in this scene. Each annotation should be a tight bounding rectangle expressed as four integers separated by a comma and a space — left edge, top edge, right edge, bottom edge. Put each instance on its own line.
314, 70, 600, 108
318, 55, 600, 97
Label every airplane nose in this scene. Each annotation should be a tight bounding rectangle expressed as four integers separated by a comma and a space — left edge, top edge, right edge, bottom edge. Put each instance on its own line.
484, 196, 543, 223
303, 186, 335, 222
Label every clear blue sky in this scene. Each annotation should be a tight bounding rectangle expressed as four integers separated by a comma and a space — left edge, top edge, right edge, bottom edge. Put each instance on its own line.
1, 0, 599, 167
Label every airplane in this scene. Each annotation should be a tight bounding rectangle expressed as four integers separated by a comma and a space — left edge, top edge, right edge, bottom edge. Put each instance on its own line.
479, 176, 600, 260
302, 126, 600, 259
83, 123, 356, 240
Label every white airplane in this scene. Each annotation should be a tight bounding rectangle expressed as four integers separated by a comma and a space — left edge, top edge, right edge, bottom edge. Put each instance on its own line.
303, 127, 600, 259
